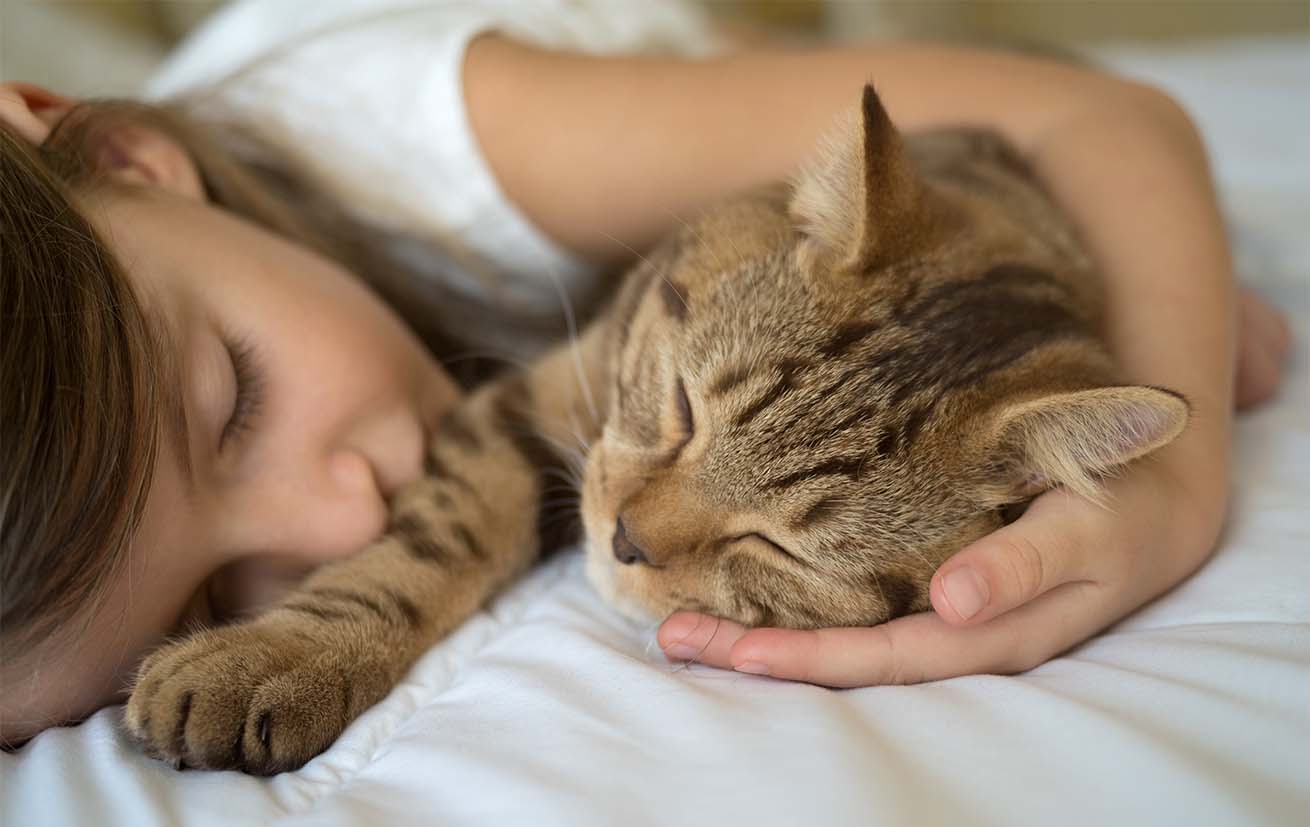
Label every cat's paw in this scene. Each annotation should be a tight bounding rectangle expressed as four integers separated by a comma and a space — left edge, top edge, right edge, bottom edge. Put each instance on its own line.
124, 621, 387, 774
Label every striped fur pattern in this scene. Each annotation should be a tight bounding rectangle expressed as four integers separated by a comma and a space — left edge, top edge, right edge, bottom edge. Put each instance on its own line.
125, 87, 1187, 773
582, 88, 1187, 630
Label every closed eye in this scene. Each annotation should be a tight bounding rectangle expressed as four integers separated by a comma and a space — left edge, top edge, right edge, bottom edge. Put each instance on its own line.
220, 335, 265, 449
674, 377, 694, 441
735, 532, 807, 567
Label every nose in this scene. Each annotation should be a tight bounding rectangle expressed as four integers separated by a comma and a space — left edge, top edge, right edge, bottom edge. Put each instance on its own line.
611, 517, 649, 565
223, 448, 388, 565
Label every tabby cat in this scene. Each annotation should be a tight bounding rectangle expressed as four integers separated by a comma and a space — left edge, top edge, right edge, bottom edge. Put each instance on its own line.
125, 87, 1188, 773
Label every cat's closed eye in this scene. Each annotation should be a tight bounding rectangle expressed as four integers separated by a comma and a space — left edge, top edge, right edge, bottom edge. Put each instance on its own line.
674, 377, 694, 442
732, 532, 805, 566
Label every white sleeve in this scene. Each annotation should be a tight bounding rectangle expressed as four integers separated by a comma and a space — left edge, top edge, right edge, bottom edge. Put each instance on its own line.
144, 0, 719, 297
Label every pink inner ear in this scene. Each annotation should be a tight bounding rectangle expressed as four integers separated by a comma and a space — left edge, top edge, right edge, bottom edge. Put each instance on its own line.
1017, 473, 1048, 497
1104, 397, 1182, 458
987, 387, 1188, 508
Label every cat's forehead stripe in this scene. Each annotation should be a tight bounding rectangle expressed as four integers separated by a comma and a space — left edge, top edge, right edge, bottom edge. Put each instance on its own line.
708, 364, 755, 396
659, 279, 690, 321
764, 454, 867, 491
732, 358, 809, 428
810, 402, 877, 445
821, 319, 881, 358
792, 495, 842, 529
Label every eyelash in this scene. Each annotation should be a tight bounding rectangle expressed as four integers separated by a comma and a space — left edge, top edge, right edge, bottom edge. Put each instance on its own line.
221, 336, 265, 448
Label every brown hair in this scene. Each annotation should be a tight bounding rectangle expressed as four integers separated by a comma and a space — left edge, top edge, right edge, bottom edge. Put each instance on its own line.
0, 115, 161, 656
1, 96, 582, 661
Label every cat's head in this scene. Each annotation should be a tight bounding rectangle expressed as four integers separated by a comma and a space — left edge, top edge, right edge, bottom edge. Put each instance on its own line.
580, 86, 1188, 629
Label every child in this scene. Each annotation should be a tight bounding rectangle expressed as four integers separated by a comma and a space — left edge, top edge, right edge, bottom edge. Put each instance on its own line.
0, 0, 1290, 744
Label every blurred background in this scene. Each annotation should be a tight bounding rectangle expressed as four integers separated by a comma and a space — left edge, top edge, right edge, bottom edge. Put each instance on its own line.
3, 0, 1308, 97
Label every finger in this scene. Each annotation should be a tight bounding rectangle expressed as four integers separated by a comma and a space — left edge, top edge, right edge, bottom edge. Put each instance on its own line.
725, 579, 1108, 688
1239, 285, 1292, 355
1234, 327, 1282, 411
657, 611, 749, 667
929, 488, 1100, 626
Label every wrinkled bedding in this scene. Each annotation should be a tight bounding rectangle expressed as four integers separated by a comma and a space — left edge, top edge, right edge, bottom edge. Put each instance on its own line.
3, 37, 1308, 827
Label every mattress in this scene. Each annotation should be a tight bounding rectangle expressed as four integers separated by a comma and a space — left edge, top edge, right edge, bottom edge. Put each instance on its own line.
3, 37, 1308, 827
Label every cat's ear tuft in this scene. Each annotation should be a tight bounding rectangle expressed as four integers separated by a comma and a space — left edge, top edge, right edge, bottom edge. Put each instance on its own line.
974, 385, 1190, 507
789, 85, 939, 275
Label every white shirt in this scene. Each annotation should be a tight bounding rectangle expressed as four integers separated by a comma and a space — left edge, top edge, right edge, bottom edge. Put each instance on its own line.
146, 0, 718, 330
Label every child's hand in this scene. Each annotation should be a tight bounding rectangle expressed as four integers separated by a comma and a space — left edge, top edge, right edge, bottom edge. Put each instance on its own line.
658, 284, 1291, 687
1235, 286, 1293, 410
658, 459, 1221, 687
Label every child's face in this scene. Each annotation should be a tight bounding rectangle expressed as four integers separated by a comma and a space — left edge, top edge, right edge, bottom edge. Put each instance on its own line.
0, 91, 462, 741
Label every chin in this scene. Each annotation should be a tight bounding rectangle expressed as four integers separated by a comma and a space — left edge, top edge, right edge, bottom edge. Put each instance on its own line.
582, 538, 661, 625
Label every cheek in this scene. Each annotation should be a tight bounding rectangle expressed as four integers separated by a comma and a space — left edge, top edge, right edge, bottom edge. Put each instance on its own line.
578, 443, 610, 552
578, 445, 677, 623
210, 554, 322, 620
938, 511, 1003, 562
577, 438, 735, 623
579, 443, 633, 613
265, 264, 442, 411
581, 550, 682, 626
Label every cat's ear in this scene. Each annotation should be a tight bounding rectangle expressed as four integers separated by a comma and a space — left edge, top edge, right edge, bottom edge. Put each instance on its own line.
790, 84, 943, 274
973, 385, 1190, 507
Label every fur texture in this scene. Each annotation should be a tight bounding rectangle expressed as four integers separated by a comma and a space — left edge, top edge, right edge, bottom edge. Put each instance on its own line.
124, 87, 1187, 773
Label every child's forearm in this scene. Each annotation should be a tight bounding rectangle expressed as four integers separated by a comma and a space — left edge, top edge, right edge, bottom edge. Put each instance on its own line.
470, 40, 1237, 545
1026, 93, 1235, 547
731, 48, 1239, 486
714, 47, 1239, 513
858, 48, 1237, 573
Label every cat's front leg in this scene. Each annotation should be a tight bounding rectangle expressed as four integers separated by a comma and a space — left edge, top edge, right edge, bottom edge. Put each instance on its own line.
122, 499, 526, 774
123, 595, 405, 774
124, 373, 579, 773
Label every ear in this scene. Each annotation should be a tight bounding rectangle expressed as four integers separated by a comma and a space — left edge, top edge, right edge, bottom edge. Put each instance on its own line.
789, 85, 941, 274
974, 385, 1190, 507
91, 119, 207, 201
0, 82, 76, 145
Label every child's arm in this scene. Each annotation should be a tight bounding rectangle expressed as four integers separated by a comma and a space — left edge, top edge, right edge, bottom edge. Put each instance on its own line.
463, 37, 1259, 684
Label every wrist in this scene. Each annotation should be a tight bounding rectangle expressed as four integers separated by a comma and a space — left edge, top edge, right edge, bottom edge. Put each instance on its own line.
1147, 419, 1232, 559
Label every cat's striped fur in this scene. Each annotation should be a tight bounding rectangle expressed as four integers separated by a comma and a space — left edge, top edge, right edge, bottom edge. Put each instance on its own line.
125, 87, 1187, 773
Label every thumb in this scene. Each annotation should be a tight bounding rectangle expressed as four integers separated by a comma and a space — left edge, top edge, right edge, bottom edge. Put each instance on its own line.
930, 489, 1099, 625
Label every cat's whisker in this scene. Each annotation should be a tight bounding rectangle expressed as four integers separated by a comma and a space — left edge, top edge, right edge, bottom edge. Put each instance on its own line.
596, 230, 693, 325
541, 486, 580, 501
441, 348, 537, 374
539, 260, 601, 425
501, 422, 586, 472
561, 408, 598, 465
539, 488, 580, 505
867, 571, 890, 614
538, 499, 582, 513
541, 468, 580, 486
663, 208, 732, 277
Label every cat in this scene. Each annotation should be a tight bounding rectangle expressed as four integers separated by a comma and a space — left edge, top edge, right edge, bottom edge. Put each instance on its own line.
124, 86, 1188, 774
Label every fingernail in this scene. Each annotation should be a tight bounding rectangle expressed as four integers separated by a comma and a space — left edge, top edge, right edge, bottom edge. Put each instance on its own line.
665, 643, 699, 661
942, 567, 989, 621
733, 661, 770, 676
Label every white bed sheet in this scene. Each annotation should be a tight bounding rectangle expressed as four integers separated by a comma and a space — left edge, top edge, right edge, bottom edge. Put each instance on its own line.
3, 37, 1308, 827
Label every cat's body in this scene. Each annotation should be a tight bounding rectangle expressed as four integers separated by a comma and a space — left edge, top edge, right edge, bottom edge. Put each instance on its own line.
125, 88, 1187, 773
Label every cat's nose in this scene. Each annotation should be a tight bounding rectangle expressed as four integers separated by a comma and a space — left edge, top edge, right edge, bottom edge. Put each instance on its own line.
612, 517, 649, 565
